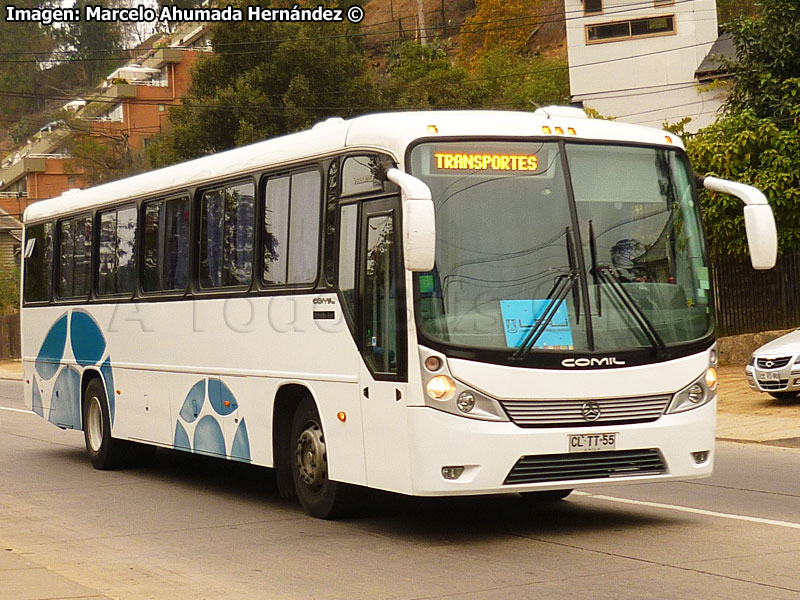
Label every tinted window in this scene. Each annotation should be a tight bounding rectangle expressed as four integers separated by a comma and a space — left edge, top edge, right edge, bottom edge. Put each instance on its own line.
97, 206, 136, 296
200, 182, 255, 289
341, 155, 385, 197
338, 204, 357, 320
58, 216, 92, 299
143, 197, 190, 293
23, 222, 53, 303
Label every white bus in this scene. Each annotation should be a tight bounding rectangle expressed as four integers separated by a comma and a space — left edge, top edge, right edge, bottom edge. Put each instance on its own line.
21, 108, 777, 518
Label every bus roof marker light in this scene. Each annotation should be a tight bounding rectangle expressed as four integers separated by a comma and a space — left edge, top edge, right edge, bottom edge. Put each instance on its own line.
427, 125, 438, 134
555, 126, 564, 135
665, 135, 673, 144
542, 126, 552, 134
568, 127, 577, 135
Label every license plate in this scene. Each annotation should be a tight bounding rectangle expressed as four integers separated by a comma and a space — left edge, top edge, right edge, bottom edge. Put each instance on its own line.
759, 372, 780, 382
569, 432, 617, 453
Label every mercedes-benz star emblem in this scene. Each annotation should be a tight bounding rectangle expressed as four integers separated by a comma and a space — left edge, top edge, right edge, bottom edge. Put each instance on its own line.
581, 401, 602, 422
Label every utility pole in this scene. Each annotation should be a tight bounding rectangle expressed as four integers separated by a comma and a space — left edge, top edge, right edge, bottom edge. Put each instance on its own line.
416, 0, 427, 45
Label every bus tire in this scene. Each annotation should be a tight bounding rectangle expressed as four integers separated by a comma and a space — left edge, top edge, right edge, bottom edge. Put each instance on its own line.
83, 378, 125, 470
290, 397, 353, 519
519, 489, 572, 503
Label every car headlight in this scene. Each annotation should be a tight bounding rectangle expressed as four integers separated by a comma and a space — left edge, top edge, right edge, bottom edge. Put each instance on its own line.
668, 371, 715, 414
747, 354, 755, 366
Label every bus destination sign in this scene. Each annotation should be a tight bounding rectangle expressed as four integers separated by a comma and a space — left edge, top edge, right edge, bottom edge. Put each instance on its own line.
433, 152, 539, 173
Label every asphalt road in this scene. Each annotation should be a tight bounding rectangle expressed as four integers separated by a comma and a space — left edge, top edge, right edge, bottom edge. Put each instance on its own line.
1, 380, 799, 600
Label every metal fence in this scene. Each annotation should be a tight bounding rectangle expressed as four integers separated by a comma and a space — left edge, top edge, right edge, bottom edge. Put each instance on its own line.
712, 250, 800, 336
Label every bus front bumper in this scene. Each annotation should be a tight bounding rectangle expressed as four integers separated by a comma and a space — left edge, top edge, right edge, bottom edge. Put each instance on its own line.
406, 399, 716, 496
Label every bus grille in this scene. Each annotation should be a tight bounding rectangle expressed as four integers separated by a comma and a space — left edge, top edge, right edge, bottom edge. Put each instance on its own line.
499, 395, 671, 427
504, 449, 666, 485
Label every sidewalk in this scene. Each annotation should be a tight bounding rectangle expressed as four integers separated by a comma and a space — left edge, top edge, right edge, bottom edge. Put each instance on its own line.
3, 361, 799, 445
0, 359, 21, 381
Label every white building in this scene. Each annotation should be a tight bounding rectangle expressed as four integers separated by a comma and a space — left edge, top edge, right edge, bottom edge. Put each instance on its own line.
565, 0, 725, 131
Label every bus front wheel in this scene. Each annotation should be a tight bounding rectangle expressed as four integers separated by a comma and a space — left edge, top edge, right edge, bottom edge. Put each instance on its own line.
290, 397, 352, 519
83, 378, 125, 470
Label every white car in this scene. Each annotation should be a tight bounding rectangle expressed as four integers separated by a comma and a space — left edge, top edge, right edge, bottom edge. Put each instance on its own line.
745, 330, 800, 400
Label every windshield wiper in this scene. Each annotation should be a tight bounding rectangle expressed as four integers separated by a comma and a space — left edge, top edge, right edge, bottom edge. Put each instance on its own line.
596, 265, 668, 358
510, 269, 579, 362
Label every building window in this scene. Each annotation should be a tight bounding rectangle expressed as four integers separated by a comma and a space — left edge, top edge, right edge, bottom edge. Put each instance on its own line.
586, 15, 675, 43
585, 0, 602, 14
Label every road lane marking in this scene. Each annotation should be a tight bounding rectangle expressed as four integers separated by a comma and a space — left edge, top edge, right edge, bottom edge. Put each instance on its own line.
575, 491, 800, 530
0, 406, 35, 415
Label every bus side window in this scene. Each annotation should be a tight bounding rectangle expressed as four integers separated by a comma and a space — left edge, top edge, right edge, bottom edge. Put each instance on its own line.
263, 170, 321, 286
23, 222, 53, 303
200, 182, 255, 289
338, 203, 358, 322
142, 197, 190, 293
58, 215, 92, 300
97, 205, 137, 296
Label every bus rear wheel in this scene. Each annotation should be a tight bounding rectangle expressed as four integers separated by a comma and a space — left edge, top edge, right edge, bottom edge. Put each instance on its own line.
290, 397, 353, 519
83, 378, 125, 470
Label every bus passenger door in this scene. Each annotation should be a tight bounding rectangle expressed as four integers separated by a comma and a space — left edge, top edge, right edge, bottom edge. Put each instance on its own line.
351, 197, 411, 493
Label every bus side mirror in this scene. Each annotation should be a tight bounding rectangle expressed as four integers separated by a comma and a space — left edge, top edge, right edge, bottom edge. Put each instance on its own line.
385, 168, 436, 272
699, 176, 778, 270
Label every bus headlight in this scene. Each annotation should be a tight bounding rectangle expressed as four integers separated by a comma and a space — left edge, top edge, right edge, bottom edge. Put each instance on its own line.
427, 375, 456, 401
668, 371, 715, 414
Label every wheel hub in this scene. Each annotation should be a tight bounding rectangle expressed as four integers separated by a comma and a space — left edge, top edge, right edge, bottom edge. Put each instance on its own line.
295, 423, 327, 492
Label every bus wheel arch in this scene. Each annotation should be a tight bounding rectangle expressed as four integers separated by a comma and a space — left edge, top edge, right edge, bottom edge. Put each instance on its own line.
273, 383, 354, 518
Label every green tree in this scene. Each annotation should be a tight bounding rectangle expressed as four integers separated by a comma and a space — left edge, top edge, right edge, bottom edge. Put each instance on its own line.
685, 0, 800, 258
716, 0, 758, 26
0, 0, 55, 125
384, 40, 486, 108
469, 47, 570, 109
55, 0, 126, 87
721, 0, 800, 122
687, 109, 800, 258
148, 9, 380, 167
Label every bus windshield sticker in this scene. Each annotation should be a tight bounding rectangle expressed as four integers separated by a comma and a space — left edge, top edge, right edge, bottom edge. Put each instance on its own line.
500, 299, 574, 350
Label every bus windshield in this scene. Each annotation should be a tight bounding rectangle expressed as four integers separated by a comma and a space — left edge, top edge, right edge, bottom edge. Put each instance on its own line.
409, 140, 713, 359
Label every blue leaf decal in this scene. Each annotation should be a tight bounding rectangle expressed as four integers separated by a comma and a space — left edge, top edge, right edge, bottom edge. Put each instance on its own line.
35, 313, 68, 380
231, 418, 251, 463
100, 357, 115, 426
193, 416, 226, 457
179, 380, 205, 423
49, 366, 81, 429
31, 374, 43, 418
70, 310, 106, 366
208, 378, 237, 416
174, 421, 191, 451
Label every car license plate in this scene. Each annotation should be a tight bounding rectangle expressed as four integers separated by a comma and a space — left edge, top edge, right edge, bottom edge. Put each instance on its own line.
759, 372, 780, 382
569, 432, 617, 453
